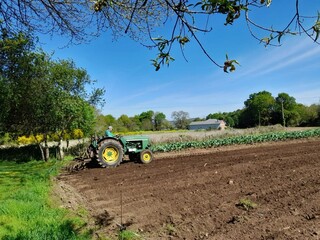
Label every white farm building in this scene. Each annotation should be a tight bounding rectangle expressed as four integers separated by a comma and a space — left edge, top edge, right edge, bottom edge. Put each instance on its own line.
189, 119, 226, 130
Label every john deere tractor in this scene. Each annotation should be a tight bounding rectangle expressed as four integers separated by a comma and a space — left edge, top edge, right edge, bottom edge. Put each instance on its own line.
69, 135, 153, 171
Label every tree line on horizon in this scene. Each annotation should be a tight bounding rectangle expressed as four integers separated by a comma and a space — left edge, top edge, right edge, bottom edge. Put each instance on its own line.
206, 91, 320, 128
94, 91, 320, 133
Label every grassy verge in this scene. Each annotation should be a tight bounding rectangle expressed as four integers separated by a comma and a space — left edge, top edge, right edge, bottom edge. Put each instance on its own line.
0, 159, 92, 240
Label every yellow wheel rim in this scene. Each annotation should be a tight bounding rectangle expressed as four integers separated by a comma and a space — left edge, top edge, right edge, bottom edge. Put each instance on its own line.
102, 147, 119, 163
142, 152, 151, 162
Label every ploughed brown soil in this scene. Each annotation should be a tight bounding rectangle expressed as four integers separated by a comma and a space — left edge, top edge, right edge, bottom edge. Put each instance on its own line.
56, 139, 320, 239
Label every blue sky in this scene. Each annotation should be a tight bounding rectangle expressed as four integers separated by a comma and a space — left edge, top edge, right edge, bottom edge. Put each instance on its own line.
39, 1, 320, 120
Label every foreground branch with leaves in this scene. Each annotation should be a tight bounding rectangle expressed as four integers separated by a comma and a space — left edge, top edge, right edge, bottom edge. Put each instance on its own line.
1, 0, 319, 71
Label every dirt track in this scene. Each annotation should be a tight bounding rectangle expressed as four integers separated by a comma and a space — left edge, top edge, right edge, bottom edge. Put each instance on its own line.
58, 139, 320, 239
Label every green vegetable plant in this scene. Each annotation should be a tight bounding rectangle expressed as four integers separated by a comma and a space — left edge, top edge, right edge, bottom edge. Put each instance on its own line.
236, 198, 258, 211
151, 128, 320, 152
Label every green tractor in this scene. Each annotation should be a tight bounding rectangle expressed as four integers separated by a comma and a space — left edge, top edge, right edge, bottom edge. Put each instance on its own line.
69, 135, 154, 171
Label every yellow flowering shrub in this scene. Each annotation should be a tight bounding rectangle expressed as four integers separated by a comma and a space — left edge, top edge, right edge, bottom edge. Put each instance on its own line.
50, 132, 60, 141
17, 135, 34, 145
17, 129, 86, 145
72, 129, 84, 139
63, 132, 71, 140
35, 134, 44, 142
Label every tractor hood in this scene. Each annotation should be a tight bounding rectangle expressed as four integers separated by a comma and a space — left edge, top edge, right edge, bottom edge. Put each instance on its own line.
120, 135, 150, 141
119, 135, 151, 153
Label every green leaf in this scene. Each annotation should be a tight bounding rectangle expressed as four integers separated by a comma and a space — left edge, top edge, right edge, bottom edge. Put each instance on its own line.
266, 0, 272, 7
179, 36, 190, 45
151, 37, 164, 41
313, 20, 320, 42
261, 37, 270, 45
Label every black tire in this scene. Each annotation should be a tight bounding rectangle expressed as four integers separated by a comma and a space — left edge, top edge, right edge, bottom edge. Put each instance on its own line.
140, 149, 153, 164
129, 153, 139, 162
96, 139, 124, 168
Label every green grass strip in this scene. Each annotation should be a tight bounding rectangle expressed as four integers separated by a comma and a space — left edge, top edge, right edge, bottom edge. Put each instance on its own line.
0, 160, 91, 240
151, 128, 320, 152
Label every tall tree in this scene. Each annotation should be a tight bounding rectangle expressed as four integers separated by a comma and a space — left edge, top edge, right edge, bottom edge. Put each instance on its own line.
0, 30, 104, 160
1, 1, 319, 71
228, 109, 242, 128
295, 104, 320, 126
104, 114, 117, 128
154, 112, 166, 130
118, 114, 135, 132
206, 112, 225, 120
139, 110, 154, 130
244, 91, 275, 127
314, 104, 320, 126
275, 93, 297, 127
0, 31, 49, 135
131, 115, 142, 130
171, 111, 190, 129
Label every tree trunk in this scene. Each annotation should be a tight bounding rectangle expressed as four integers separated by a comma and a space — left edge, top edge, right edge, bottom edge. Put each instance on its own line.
281, 101, 286, 127
44, 139, 49, 161
66, 139, 69, 150
57, 138, 64, 160
38, 143, 45, 161
39, 141, 49, 161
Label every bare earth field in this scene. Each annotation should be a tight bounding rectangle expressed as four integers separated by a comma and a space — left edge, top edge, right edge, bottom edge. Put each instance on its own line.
57, 138, 320, 240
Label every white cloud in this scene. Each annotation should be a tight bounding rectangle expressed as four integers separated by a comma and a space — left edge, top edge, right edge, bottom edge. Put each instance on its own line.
234, 38, 320, 79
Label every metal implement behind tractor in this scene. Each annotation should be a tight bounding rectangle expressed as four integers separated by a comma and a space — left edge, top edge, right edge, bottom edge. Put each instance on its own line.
69, 135, 153, 171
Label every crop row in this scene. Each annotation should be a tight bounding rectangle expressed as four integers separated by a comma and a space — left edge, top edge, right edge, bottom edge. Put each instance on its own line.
151, 128, 320, 152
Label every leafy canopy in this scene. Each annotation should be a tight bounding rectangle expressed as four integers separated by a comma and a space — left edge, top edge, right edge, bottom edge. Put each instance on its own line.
0, 30, 105, 138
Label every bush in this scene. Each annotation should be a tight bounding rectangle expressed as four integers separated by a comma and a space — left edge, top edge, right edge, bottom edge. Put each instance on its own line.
72, 129, 84, 139
0, 145, 56, 162
0, 133, 12, 145
17, 135, 35, 145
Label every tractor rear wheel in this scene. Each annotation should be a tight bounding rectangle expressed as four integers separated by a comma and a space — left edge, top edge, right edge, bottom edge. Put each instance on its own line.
140, 149, 153, 164
96, 139, 123, 168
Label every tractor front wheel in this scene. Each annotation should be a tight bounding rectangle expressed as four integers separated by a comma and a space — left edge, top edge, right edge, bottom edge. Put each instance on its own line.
140, 149, 153, 164
96, 139, 123, 168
